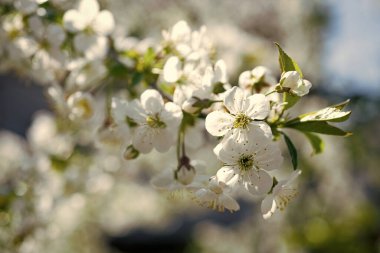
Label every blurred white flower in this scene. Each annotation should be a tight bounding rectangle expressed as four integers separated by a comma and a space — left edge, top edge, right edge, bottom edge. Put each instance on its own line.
239, 66, 277, 93
261, 170, 301, 219
195, 176, 240, 212
126, 89, 183, 153
27, 112, 74, 159
67, 91, 95, 121
63, 0, 115, 60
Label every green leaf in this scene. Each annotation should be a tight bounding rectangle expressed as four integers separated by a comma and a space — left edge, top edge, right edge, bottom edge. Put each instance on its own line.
303, 132, 324, 155
282, 133, 298, 170
285, 121, 352, 136
283, 92, 300, 110
275, 42, 303, 77
288, 99, 351, 123
143, 47, 155, 68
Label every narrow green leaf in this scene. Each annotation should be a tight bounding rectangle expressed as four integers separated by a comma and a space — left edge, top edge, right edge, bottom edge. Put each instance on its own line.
303, 132, 324, 155
282, 133, 298, 170
275, 42, 303, 77
285, 121, 352, 136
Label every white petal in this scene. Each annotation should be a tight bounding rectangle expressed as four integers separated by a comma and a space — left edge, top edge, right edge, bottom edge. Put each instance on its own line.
213, 60, 227, 84
171, 20, 191, 42
248, 121, 272, 138
125, 99, 146, 124
74, 34, 109, 60
78, 0, 99, 24
63, 9, 86, 32
91, 10, 115, 36
161, 102, 183, 127
261, 194, 276, 219
141, 89, 164, 114
245, 94, 270, 120
205, 111, 234, 136
219, 194, 240, 211
196, 188, 217, 202
132, 126, 154, 154
223, 86, 246, 114
46, 24, 66, 47
238, 70, 251, 89
246, 169, 273, 196
216, 166, 239, 187
281, 71, 300, 90
111, 97, 128, 124
153, 129, 175, 153
163, 56, 182, 83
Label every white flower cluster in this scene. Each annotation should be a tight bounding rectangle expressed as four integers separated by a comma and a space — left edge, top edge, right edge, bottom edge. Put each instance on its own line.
0, 1, 352, 250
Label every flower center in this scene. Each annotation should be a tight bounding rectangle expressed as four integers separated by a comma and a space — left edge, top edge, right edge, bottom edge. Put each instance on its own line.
238, 155, 254, 171
146, 114, 166, 129
233, 113, 251, 129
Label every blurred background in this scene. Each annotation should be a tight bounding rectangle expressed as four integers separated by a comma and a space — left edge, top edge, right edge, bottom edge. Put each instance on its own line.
1, 0, 380, 252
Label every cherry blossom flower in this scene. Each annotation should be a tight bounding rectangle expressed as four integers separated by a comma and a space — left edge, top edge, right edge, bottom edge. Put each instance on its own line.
239, 66, 277, 94
205, 86, 271, 144
126, 89, 183, 153
280, 71, 312, 96
63, 0, 115, 60
215, 129, 283, 196
261, 170, 301, 219
194, 176, 240, 212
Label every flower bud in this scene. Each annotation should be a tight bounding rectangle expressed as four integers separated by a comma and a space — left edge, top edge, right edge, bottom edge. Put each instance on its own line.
175, 164, 196, 185
280, 71, 312, 97
123, 145, 139, 160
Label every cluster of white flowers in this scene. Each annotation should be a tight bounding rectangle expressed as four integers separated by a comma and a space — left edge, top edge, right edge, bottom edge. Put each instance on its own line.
0, 1, 352, 251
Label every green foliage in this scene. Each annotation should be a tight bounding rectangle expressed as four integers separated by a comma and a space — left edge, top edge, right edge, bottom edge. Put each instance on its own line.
275, 43, 302, 109
282, 132, 298, 170
285, 121, 352, 136
303, 132, 324, 155
288, 99, 351, 124
275, 42, 303, 77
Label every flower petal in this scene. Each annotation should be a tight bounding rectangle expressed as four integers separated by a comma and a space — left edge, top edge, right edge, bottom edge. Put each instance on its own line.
78, 0, 99, 24
219, 194, 240, 212
223, 86, 246, 114
245, 94, 270, 120
163, 56, 182, 83
216, 166, 239, 187
63, 9, 86, 32
125, 99, 146, 124
246, 169, 273, 196
261, 194, 276, 219
132, 126, 154, 154
91, 10, 115, 36
153, 129, 175, 153
205, 111, 234, 136
141, 89, 164, 114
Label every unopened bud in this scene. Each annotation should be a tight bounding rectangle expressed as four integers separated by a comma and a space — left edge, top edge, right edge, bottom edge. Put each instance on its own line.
123, 145, 139, 160
175, 165, 196, 185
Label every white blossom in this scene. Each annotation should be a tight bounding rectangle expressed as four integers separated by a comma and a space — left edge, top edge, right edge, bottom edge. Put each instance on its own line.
205, 86, 272, 145
280, 71, 312, 96
126, 89, 183, 153
261, 170, 301, 219
195, 176, 240, 212
239, 66, 277, 93
63, 0, 115, 60
215, 129, 283, 196
66, 91, 95, 121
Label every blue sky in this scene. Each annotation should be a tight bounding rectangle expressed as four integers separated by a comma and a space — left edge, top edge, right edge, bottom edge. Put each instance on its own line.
324, 0, 380, 97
